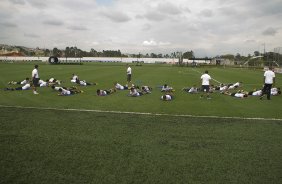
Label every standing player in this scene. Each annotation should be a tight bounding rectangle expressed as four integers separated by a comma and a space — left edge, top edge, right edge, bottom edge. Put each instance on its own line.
32, 65, 40, 95
260, 66, 275, 100
126, 64, 132, 86
200, 70, 212, 99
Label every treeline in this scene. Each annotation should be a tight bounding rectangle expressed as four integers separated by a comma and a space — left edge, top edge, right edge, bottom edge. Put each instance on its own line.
47, 47, 195, 59
1, 45, 281, 66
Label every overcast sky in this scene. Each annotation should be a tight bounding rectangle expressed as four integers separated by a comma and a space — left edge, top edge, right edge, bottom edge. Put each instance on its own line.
0, 0, 281, 57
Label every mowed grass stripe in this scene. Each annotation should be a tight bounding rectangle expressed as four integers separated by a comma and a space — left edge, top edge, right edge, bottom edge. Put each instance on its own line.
1, 105, 282, 121
1, 107, 282, 184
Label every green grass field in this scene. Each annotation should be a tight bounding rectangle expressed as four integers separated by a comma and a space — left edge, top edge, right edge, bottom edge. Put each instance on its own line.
0, 62, 282, 118
0, 62, 282, 183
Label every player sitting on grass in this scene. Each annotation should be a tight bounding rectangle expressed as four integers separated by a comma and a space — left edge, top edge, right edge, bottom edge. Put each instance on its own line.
141, 86, 152, 94
128, 87, 143, 97
8, 78, 30, 85
161, 93, 174, 101
161, 84, 174, 92
96, 89, 116, 96
182, 85, 199, 93
4, 82, 31, 91
114, 82, 129, 90
71, 74, 79, 83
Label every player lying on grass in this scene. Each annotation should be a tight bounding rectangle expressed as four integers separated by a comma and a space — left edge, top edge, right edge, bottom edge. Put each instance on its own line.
247, 87, 280, 96
182, 85, 199, 93
161, 93, 174, 101
161, 84, 174, 92
57, 87, 83, 96
51, 85, 63, 91
114, 82, 129, 90
76, 78, 96, 86
4, 82, 31, 91
248, 89, 263, 96
8, 78, 30, 85
39, 79, 49, 87
96, 89, 116, 96
213, 83, 228, 93
48, 78, 61, 85
270, 87, 281, 96
52, 85, 83, 93
70, 74, 96, 86
141, 86, 152, 94
128, 87, 143, 97
223, 90, 248, 98
227, 82, 242, 90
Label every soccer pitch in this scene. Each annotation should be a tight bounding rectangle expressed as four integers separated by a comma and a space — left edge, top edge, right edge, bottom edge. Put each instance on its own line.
0, 62, 282, 119
0, 62, 282, 183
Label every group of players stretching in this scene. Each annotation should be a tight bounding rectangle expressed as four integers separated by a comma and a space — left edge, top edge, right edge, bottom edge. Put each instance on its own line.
4, 66, 280, 100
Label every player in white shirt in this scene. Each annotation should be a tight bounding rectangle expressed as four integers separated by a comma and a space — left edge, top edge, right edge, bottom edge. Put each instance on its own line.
161, 94, 173, 101
200, 70, 212, 99
228, 82, 242, 90
77, 79, 95, 86
48, 78, 61, 85
4, 83, 31, 91
58, 88, 73, 96
161, 84, 174, 92
141, 86, 152, 94
224, 91, 248, 98
39, 79, 49, 87
182, 85, 199, 93
271, 87, 281, 96
128, 87, 143, 97
96, 88, 116, 96
51, 85, 63, 91
126, 64, 132, 85
71, 74, 79, 83
248, 89, 262, 96
260, 67, 275, 100
8, 78, 30, 85
114, 82, 129, 90
32, 65, 40, 94
214, 84, 228, 93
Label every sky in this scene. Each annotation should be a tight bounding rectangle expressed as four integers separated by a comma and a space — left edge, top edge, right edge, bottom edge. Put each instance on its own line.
0, 0, 282, 57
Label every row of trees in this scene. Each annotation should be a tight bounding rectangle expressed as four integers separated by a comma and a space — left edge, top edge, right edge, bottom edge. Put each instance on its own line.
3, 45, 282, 66
47, 47, 195, 59
219, 51, 282, 66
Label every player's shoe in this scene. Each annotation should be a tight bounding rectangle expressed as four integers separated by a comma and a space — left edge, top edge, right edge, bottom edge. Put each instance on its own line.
33, 91, 39, 95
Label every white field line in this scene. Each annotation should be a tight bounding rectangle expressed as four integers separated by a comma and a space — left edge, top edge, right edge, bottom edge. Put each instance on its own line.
0, 105, 282, 121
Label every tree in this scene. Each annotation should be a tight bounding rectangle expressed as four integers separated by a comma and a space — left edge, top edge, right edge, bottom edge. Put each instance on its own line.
221, 54, 235, 61
52, 47, 62, 57
44, 49, 51, 57
254, 51, 260, 56
182, 50, 194, 59
235, 53, 241, 62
